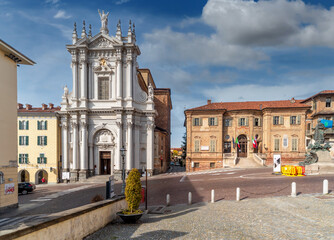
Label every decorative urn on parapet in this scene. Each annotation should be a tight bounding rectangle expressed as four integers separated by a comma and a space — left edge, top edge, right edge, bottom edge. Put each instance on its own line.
117, 168, 143, 223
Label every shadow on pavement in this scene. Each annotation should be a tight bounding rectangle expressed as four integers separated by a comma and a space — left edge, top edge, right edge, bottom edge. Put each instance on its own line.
132, 230, 188, 240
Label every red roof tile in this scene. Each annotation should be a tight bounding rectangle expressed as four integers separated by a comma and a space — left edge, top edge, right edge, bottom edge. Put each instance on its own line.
187, 99, 310, 112
301, 90, 334, 103
18, 107, 60, 113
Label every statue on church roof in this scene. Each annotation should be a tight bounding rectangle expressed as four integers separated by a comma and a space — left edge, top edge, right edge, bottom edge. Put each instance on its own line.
148, 83, 154, 101
98, 9, 109, 34
63, 85, 69, 97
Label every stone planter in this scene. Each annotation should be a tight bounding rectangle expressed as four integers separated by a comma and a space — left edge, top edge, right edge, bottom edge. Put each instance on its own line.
116, 212, 143, 224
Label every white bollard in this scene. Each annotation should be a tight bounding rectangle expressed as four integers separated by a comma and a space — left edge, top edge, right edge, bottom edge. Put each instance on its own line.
211, 189, 215, 203
236, 187, 240, 201
291, 182, 297, 197
188, 192, 192, 205
323, 179, 329, 195
166, 194, 170, 206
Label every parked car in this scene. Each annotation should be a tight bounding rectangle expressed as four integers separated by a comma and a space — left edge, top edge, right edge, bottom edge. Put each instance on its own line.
18, 182, 35, 195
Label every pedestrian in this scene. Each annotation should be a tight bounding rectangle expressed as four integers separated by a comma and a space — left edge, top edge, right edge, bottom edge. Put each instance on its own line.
41, 177, 46, 184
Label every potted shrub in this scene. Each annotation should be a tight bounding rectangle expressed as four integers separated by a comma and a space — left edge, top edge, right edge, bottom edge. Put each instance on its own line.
117, 168, 143, 223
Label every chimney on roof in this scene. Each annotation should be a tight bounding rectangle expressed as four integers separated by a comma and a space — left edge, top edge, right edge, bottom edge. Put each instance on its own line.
17, 103, 23, 109
260, 104, 263, 110
25, 104, 32, 110
42, 104, 48, 110
207, 99, 212, 105
49, 103, 54, 109
290, 97, 296, 103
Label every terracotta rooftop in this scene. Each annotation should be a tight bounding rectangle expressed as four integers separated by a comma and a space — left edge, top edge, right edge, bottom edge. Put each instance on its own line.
17, 103, 60, 113
301, 90, 334, 103
186, 99, 310, 112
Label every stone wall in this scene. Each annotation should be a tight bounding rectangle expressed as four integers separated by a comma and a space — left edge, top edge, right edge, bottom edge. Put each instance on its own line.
0, 197, 127, 240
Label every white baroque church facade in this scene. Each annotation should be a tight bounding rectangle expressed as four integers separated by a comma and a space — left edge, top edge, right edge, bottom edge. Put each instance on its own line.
59, 11, 158, 181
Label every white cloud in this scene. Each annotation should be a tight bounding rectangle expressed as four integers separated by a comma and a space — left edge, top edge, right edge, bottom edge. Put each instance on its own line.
54, 10, 71, 19
202, 0, 334, 47
115, 0, 131, 5
45, 0, 60, 4
141, 27, 268, 69
202, 76, 334, 103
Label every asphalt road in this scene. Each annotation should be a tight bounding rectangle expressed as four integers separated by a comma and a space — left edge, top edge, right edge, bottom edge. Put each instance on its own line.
2, 167, 334, 219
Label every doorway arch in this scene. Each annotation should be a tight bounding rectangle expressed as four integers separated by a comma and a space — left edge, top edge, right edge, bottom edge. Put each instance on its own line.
35, 170, 48, 184
237, 135, 247, 157
93, 129, 115, 175
18, 170, 30, 182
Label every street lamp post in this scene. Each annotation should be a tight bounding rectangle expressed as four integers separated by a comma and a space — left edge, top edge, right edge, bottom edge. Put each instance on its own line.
120, 146, 126, 195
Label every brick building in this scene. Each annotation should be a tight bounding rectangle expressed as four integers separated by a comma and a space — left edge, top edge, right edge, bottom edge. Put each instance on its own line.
185, 91, 334, 172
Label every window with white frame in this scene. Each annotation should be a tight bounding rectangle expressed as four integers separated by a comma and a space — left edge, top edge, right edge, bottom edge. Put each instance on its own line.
37, 120, 48, 130
208, 117, 218, 126
224, 118, 232, 127
37, 136, 47, 146
19, 136, 29, 145
37, 153, 47, 164
326, 97, 331, 108
19, 120, 29, 130
98, 78, 109, 100
19, 154, 29, 164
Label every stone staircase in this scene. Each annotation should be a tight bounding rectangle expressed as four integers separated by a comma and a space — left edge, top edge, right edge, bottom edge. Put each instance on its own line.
80, 175, 114, 183
235, 157, 265, 168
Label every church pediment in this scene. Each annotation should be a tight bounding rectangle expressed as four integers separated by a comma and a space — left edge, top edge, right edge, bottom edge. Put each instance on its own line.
88, 34, 122, 49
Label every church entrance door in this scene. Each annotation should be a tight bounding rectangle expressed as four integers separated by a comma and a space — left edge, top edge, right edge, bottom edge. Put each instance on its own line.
100, 151, 111, 175
237, 135, 247, 158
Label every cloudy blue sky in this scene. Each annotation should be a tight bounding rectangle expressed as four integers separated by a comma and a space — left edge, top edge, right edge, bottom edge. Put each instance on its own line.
1, 0, 334, 147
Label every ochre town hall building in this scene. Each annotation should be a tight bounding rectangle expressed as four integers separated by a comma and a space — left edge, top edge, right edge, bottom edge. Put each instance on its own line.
185, 90, 334, 172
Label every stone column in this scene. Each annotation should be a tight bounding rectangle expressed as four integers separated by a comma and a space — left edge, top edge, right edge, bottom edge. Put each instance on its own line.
80, 59, 87, 107
79, 121, 88, 180
134, 122, 140, 169
116, 50, 123, 100
61, 119, 69, 172
116, 121, 123, 171
89, 144, 94, 176
71, 120, 79, 181
126, 58, 132, 99
146, 120, 155, 174
126, 120, 133, 170
71, 60, 78, 107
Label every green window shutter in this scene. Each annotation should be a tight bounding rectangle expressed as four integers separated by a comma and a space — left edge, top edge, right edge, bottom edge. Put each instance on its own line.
44, 157, 47, 164
238, 118, 241, 126
37, 121, 40, 130
19, 136, 22, 145
214, 117, 218, 126
290, 117, 293, 125
199, 118, 203, 126
279, 116, 284, 125
26, 121, 29, 130
45, 121, 48, 130
192, 118, 195, 126
18, 154, 22, 164
37, 157, 40, 164
19, 121, 22, 130
26, 136, 29, 145
245, 118, 249, 126
44, 136, 47, 145
297, 115, 301, 125
273, 117, 275, 125
38, 136, 40, 145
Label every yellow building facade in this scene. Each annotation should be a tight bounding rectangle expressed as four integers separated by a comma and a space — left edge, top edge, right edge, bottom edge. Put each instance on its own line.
0, 40, 35, 211
185, 91, 334, 172
17, 103, 61, 184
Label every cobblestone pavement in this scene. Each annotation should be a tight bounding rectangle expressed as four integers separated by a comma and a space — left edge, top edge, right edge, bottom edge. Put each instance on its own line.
86, 194, 334, 240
